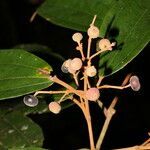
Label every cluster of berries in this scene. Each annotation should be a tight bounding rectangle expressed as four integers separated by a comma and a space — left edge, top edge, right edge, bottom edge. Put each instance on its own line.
23, 15, 141, 115
61, 57, 97, 77
23, 75, 140, 113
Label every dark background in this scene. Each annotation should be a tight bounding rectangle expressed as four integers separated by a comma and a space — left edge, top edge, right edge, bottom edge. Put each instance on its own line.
0, 0, 149, 150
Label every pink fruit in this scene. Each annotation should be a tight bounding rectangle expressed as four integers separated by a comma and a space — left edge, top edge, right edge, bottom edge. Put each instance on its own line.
130, 76, 141, 91
85, 88, 100, 101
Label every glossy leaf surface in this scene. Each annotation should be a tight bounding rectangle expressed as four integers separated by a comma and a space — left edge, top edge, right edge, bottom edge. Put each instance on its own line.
0, 50, 53, 100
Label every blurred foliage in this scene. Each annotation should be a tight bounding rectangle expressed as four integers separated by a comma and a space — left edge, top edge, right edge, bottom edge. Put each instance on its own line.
0, 98, 48, 149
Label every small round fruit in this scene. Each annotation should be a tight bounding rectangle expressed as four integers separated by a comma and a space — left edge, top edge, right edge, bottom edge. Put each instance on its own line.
87, 26, 99, 39
85, 88, 100, 101
61, 65, 69, 73
61, 59, 72, 73
130, 76, 141, 91
85, 66, 97, 77
72, 32, 83, 43
70, 58, 82, 71
48, 102, 61, 114
68, 66, 76, 74
23, 95, 38, 107
64, 59, 72, 68
98, 39, 112, 50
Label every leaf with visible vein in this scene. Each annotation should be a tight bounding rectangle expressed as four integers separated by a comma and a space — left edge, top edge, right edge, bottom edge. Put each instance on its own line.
99, 1, 149, 76
0, 50, 53, 100
37, 0, 149, 76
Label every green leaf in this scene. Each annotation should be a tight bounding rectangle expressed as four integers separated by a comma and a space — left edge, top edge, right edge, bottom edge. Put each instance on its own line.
37, 0, 149, 76
14, 44, 65, 76
98, 0, 150, 76
14, 44, 64, 62
37, 0, 115, 31
0, 100, 45, 150
0, 50, 53, 100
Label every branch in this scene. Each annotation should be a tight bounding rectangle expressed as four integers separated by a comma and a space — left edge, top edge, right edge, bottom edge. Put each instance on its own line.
49, 75, 84, 98
96, 74, 132, 150
98, 84, 130, 90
